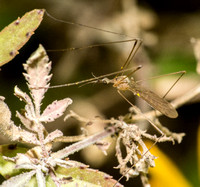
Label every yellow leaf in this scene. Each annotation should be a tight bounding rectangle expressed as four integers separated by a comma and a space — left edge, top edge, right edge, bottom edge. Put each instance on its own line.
147, 142, 192, 187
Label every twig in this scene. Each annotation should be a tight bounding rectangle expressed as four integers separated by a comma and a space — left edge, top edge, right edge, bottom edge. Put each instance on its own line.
65, 110, 119, 124
51, 126, 115, 159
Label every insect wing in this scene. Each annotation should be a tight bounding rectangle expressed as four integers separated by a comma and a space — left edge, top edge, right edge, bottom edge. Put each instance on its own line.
130, 83, 178, 118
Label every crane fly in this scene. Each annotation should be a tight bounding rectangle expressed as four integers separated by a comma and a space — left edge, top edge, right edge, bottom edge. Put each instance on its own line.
43, 11, 185, 186
49, 66, 180, 119
98, 39, 181, 119
46, 38, 183, 119
101, 69, 178, 118
42, 12, 183, 118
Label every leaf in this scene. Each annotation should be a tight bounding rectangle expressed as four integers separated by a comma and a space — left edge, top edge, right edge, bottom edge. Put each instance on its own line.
148, 142, 192, 187
0, 100, 39, 143
44, 130, 63, 144
36, 169, 46, 187
0, 144, 27, 178
40, 98, 73, 123
0, 9, 44, 66
47, 166, 124, 187
0, 98, 21, 141
0, 97, 39, 144
14, 86, 33, 105
16, 111, 33, 132
15, 129, 40, 145
0, 170, 36, 187
14, 86, 36, 122
0, 145, 123, 186
0, 97, 12, 137
23, 44, 52, 114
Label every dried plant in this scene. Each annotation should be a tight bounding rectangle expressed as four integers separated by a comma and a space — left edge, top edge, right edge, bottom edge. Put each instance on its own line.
0, 45, 117, 186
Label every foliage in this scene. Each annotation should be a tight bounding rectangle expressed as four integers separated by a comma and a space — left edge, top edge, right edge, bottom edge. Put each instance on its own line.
1, 8, 199, 187
0, 42, 187, 186
0, 45, 121, 186
0, 9, 44, 66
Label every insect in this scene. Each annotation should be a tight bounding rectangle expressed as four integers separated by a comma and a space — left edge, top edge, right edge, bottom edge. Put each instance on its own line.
42, 10, 186, 186
41, 11, 184, 119
47, 37, 183, 119
100, 68, 179, 118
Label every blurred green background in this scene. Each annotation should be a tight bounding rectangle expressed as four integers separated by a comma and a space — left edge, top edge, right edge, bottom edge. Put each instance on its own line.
0, 0, 200, 186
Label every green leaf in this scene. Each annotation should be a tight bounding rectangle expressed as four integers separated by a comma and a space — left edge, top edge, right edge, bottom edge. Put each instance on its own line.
0, 144, 27, 179
0, 145, 123, 186
0, 9, 44, 66
50, 166, 123, 187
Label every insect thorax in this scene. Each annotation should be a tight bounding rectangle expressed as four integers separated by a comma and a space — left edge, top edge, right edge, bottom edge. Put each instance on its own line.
113, 76, 131, 90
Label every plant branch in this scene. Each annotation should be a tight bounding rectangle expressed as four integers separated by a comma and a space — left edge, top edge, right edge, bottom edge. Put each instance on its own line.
51, 126, 115, 159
